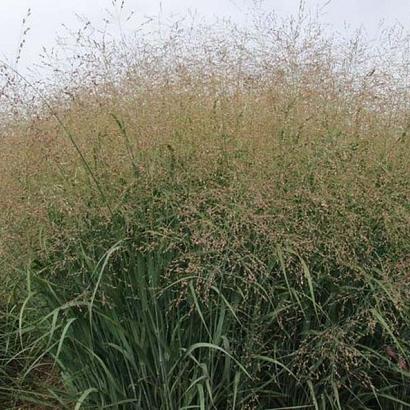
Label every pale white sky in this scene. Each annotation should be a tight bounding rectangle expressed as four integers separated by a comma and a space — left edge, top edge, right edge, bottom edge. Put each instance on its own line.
0, 0, 409, 71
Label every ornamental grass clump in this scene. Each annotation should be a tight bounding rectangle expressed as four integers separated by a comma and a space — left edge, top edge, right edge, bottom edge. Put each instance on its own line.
0, 3, 409, 409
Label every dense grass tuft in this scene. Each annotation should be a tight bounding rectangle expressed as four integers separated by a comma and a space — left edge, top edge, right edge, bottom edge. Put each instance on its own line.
1, 4, 410, 409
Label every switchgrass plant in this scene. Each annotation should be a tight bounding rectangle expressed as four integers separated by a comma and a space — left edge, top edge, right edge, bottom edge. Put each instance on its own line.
0, 2, 410, 408
22, 159, 409, 409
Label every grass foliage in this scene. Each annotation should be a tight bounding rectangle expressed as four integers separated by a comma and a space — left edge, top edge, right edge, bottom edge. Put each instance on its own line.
0, 3, 410, 409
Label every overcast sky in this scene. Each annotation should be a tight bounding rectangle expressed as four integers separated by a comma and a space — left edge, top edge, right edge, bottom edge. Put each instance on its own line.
0, 0, 409, 71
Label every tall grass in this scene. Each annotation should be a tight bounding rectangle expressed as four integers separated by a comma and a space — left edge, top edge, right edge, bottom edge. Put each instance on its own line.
0, 3, 409, 409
